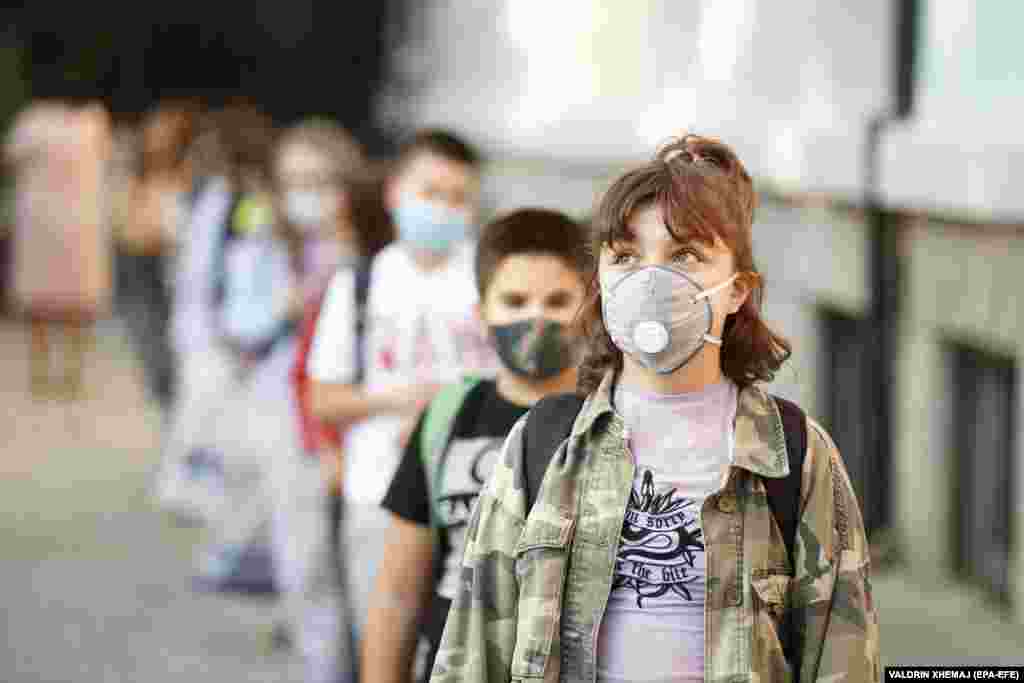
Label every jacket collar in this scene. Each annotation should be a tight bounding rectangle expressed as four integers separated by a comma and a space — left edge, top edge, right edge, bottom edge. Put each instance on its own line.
571, 370, 791, 479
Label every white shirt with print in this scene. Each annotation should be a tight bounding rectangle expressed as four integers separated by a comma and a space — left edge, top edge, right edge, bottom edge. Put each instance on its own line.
596, 380, 737, 683
308, 241, 498, 504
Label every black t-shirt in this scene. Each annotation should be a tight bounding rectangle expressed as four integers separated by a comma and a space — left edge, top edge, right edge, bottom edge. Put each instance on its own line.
382, 379, 528, 679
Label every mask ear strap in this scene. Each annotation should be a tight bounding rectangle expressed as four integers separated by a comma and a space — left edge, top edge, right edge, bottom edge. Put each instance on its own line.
693, 272, 739, 301
703, 333, 724, 346
698, 273, 740, 346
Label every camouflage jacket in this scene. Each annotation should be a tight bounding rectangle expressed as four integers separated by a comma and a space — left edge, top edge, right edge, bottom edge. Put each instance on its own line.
431, 371, 880, 683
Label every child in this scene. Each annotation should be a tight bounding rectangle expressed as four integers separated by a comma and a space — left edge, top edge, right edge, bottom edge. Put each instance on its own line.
306, 128, 496, 672
157, 103, 277, 525
358, 208, 589, 683
278, 119, 394, 683
432, 135, 879, 683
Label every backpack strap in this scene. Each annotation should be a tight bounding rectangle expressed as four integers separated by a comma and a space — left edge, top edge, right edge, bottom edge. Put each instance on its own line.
766, 394, 808, 680
764, 395, 807, 574
211, 191, 244, 309
419, 376, 484, 529
352, 257, 373, 385
522, 393, 586, 512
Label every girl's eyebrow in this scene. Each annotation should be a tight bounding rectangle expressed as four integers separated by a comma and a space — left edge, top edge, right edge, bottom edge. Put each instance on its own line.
607, 222, 637, 245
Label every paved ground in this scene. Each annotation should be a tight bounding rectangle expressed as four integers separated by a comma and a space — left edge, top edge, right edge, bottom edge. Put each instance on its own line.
0, 317, 1021, 682
0, 319, 301, 682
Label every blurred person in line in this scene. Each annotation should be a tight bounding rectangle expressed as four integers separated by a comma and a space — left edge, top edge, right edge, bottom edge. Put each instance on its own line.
114, 100, 200, 415
3, 98, 112, 400
155, 101, 279, 526
361, 208, 590, 683
306, 128, 498, 664
191, 119, 384, 635
431, 135, 879, 683
181, 108, 229, 201
265, 118, 392, 682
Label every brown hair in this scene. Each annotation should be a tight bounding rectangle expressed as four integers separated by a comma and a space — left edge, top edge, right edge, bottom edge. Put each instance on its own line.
577, 134, 791, 394
475, 208, 590, 298
138, 99, 201, 179
211, 100, 278, 187
347, 163, 397, 259
273, 117, 366, 187
272, 117, 371, 267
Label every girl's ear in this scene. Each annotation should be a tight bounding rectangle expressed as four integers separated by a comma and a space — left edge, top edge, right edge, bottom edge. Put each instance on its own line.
728, 272, 758, 314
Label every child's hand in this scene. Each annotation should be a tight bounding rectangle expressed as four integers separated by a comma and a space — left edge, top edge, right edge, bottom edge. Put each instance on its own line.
285, 286, 305, 318
409, 382, 442, 413
383, 382, 442, 415
320, 445, 345, 494
397, 419, 417, 451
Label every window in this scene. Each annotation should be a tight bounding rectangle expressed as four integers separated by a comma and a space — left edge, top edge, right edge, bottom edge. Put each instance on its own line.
821, 309, 887, 534
951, 344, 1017, 605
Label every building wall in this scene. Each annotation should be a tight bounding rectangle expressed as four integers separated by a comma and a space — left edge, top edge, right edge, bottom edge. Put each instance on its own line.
894, 219, 1023, 613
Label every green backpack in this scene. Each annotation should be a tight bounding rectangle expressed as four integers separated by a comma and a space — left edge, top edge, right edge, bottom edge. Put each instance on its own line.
418, 376, 484, 529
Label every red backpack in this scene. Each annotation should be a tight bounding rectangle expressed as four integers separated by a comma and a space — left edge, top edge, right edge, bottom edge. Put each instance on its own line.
290, 288, 342, 454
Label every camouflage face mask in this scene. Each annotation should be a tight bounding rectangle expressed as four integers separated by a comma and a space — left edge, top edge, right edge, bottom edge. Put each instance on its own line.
489, 318, 577, 380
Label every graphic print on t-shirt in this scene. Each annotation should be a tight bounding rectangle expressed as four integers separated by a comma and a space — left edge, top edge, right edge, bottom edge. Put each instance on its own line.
613, 469, 705, 607
434, 435, 504, 599
434, 435, 503, 530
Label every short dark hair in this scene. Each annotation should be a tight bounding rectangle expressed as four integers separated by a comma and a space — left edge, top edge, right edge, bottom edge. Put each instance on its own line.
396, 128, 482, 170
475, 208, 590, 298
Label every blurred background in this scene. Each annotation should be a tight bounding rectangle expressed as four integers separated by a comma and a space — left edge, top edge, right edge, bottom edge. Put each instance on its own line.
1, 0, 1022, 680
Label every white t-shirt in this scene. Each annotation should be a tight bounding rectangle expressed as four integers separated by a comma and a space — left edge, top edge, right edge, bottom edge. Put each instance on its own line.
308, 241, 498, 504
596, 379, 737, 683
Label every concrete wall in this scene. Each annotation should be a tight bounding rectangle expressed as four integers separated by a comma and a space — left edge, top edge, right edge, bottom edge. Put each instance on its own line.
894, 219, 1023, 614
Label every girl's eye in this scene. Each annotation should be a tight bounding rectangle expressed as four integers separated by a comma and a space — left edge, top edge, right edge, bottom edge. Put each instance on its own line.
673, 249, 702, 265
608, 251, 635, 265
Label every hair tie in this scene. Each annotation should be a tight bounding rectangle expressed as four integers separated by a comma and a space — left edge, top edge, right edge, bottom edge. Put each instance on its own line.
664, 148, 707, 166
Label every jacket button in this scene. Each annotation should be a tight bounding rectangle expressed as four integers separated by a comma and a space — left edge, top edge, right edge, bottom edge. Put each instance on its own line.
717, 495, 737, 513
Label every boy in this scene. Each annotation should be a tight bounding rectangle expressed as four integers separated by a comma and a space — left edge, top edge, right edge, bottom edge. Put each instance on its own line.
306, 129, 497, 647
359, 208, 590, 683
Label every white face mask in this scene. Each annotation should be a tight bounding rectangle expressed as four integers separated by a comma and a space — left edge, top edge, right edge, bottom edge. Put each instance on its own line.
284, 190, 332, 229
601, 265, 738, 375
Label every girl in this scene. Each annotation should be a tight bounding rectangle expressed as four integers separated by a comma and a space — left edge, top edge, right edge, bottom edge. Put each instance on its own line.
431, 135, 879, 683
6, 99, 111, 400
274, 119, 394, 683
116, 100, 199, 412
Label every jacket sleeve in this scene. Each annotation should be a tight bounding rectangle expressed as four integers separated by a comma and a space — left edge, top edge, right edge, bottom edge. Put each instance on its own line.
430, 416, 529, 683
794, 420, 881, 683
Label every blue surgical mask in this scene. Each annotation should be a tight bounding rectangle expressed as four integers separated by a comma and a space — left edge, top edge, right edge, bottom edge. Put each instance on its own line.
392, 196, 470, 254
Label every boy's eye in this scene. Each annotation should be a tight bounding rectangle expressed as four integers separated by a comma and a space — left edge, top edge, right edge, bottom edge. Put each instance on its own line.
545, 291, 572, 309
500, 293, 527, 308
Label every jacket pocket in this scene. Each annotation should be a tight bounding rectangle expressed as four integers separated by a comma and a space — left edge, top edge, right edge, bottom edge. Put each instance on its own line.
510, 511, 575, 679
751, 572, 794, 682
